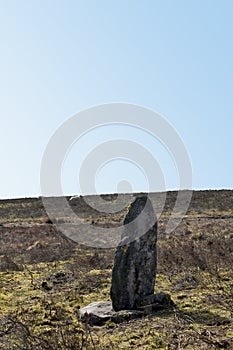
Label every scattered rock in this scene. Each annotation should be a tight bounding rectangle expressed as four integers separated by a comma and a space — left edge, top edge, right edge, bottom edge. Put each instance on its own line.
41, 281, 52, 291
26, 240, 43, 251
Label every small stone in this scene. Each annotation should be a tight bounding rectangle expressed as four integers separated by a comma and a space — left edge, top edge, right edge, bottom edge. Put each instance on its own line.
137, 292, 175, 310
41, 281, 52, 291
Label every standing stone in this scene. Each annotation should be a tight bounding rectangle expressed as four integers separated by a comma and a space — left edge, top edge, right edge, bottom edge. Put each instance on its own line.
110, 195, 157, 311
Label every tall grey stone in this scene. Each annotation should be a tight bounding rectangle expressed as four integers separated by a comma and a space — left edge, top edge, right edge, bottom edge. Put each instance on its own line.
110, 196, 157, 311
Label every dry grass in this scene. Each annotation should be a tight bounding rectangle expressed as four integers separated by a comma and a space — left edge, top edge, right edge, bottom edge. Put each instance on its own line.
0, 190, 233, 349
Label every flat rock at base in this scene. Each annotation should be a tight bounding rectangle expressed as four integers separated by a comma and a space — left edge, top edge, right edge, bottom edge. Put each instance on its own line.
78, 301, 144, 326
79, 294, 174, 326
79, 301, 113, 325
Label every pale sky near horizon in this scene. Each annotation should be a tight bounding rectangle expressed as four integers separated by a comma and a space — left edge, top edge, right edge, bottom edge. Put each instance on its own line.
0, 1, 233, 199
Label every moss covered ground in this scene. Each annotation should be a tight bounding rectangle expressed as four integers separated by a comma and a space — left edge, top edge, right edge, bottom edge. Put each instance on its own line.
0, 190, 232, 349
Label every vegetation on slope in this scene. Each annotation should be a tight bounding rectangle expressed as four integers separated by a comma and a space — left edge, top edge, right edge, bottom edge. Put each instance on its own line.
0, 190, 232, 349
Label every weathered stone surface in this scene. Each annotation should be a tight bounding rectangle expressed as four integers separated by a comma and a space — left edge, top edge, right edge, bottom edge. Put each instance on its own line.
78, 301, 144, 326
79, 301, 113, 325
138, 292, 175, 312
110, 196, 157, 311
78, 196, 174, 326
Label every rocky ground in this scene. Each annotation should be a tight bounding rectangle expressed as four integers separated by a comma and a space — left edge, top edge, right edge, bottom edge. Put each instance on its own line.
0, 190, 232, 349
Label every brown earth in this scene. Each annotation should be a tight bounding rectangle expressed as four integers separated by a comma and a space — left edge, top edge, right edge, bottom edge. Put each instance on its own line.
0, 190, 232, 349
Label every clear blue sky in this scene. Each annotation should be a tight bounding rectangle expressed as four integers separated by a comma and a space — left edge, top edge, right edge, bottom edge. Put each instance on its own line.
1, 1, 233, 199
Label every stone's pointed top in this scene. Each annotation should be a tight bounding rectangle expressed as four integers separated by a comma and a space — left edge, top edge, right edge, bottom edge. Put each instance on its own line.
131, 195, 148, 207
122, 196, 157, 242
124, 195, 155, 220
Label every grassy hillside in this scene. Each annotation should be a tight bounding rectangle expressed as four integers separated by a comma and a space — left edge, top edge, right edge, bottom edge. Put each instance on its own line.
0, 190, 232, 349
